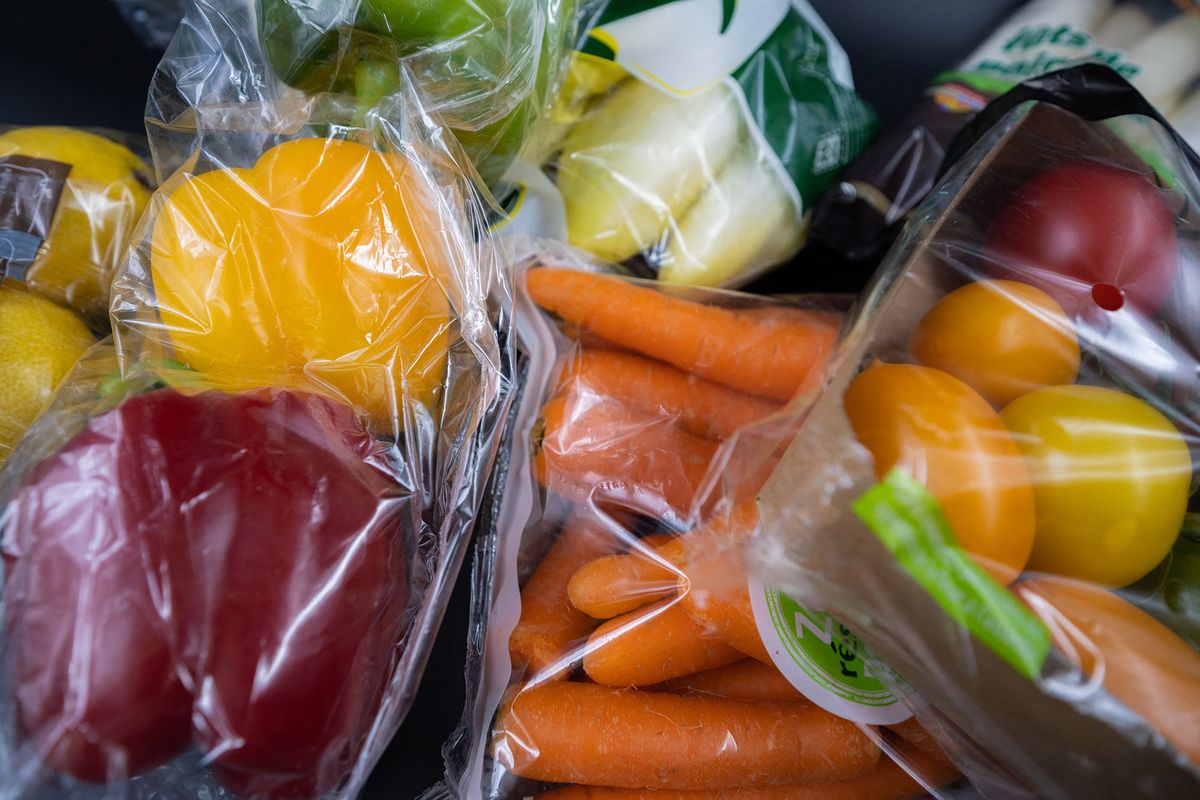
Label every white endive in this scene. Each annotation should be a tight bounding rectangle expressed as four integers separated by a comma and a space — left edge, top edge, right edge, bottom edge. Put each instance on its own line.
557, 78, 744, 263
660, 142, 804, 288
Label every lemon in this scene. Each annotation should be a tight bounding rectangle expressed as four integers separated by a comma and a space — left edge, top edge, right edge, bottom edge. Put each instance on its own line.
0, 283, 95, 462
0, 127, 152, 320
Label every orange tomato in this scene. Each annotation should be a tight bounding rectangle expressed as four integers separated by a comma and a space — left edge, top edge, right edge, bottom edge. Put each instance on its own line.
844, 363, 1036, 584
1017, 576, 1200, 766
909, 279, 1080, 407
150, 137, 452, 431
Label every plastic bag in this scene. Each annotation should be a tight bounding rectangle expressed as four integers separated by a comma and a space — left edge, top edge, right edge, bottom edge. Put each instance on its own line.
426, 241, 971, 799
0, 126, 153, 323
809, 0, 1200, 269
0, 46, 514, 800
145, 0, 577, 188
500, 0, 877, 289
751, 65, 1200, 797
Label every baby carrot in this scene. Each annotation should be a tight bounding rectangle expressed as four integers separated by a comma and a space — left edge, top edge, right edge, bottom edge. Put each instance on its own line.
510, 513, 626, 679
886, 718, 941, 755
567, 503, 758, 620
560, 349, 782, 440
533, 742, 959, 799
582, 601, 744, 687
534, 392, 719, 524
680, 583, 771, 664
568, 538, 686, 619
494, 682, 880, 790
526, 268, 839, 400
658, 658, 806, 703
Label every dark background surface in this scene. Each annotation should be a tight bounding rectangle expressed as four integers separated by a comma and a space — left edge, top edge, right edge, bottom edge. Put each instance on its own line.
0, 1, 1024, 797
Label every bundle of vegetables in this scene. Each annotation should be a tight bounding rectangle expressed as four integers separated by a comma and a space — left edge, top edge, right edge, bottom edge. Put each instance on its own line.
504, 0, 876, 288
752, 72, 1200, 795
431, 259, 965, 799
0, 127, 508, 798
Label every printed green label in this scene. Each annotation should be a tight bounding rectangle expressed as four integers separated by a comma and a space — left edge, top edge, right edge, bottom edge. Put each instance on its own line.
750, 578, 911, 725
852, 468, 1051, 680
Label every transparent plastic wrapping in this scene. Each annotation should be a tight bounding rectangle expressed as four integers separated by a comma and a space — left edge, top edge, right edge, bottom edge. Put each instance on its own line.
111, 0, 184, 50
430, 241, 971, 800
809, 0, 1200, 270
753, 66, 1200, 797
501, 0, 876, 290
0, 62, 513, 800
0, 126, 154, 323
144, 0, 577, 188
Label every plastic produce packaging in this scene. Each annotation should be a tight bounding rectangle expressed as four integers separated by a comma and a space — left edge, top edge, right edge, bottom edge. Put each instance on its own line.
428, 243, 970, 799
0, 126, 153, 322
111, 0, 184, 49
751, 65, 1200, 797
810, 0, 1200, 270
502, 0, 877, 289
0, 7, 513, 799
144, 0, 576, 188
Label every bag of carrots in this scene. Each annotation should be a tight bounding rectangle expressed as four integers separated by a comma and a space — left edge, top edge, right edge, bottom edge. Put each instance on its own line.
427, 242, 969, 799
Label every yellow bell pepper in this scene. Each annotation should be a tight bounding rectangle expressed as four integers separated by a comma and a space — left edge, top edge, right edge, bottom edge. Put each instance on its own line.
149, 137, 452, 430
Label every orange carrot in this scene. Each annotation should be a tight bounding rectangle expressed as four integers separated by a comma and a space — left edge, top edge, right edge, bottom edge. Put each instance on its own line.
886, 718, 941, 755
510, 514, 626, 679
583, 601, 744, 687
679, 583, 770, 664
494, 682, 880, 790
534, 392, 718, 524
532, 742, 960, 799
658, 659, 805, 703
567, 503, 758, 620
568, 538, 686, 619
526, 268, 840, 401
560, 349, 782, 440
635, 532, 677, 551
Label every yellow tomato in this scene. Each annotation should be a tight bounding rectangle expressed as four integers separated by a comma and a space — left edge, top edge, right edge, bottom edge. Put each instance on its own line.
1017, 577, 1200, 765
909, 279, 1080, 407
1001, 385, 1191, 586
844, 363, 1036, 584
150, 138, 451, 431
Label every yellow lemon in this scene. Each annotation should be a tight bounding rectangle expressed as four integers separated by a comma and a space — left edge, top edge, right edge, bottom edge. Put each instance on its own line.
0, 283, 95, 462
0, 127, 153, 320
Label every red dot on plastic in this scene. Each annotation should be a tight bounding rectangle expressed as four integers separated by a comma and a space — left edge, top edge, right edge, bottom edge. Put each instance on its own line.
1091, 283, 1124, 312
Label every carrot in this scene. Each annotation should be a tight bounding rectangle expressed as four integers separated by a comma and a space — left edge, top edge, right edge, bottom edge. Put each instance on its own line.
583, 601, 744, 687
494, 682, 880, 790
559, 349, 782, 440
532, 743, 960, 799
567, 503, 758, 620
534, 392, 718, 524
885, 718, 941, 755
568, 538, 686, 619
526, 268, 839, 401
658, 659, 805, 703
679, 582, 770, 664
510, 513, 627, 679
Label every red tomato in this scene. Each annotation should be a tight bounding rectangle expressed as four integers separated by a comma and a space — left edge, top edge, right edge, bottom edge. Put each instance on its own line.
985, 162, 1178, 318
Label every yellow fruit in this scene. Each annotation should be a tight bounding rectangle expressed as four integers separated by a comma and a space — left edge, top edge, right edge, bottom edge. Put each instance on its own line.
0, 127, 152, 320
0, 283, 95, 462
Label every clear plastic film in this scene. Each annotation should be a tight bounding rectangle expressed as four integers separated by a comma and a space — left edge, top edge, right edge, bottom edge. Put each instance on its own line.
809, 0, 1200, 270
110, 0, 184, 50
500, 0, 876, 290
0, 126, 154, 324
752, 66, 1200, 797
429, 240, 970, 800
144, 0, 578, 189
0, 42, 514, 800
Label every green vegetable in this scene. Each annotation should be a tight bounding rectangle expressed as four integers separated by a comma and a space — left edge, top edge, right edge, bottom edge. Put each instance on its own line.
1127, 521, 1200, 649
257, 0, 576, 185
557, 79, 744, 263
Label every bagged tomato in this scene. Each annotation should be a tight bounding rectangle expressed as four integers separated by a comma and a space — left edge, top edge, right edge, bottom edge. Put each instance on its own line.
0, 51, 512, 800
426, 241, 970, 799
750, 66, 1200, 797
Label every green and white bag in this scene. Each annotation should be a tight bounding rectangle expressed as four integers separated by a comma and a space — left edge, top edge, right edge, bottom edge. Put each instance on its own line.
500, 0, 876, 288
